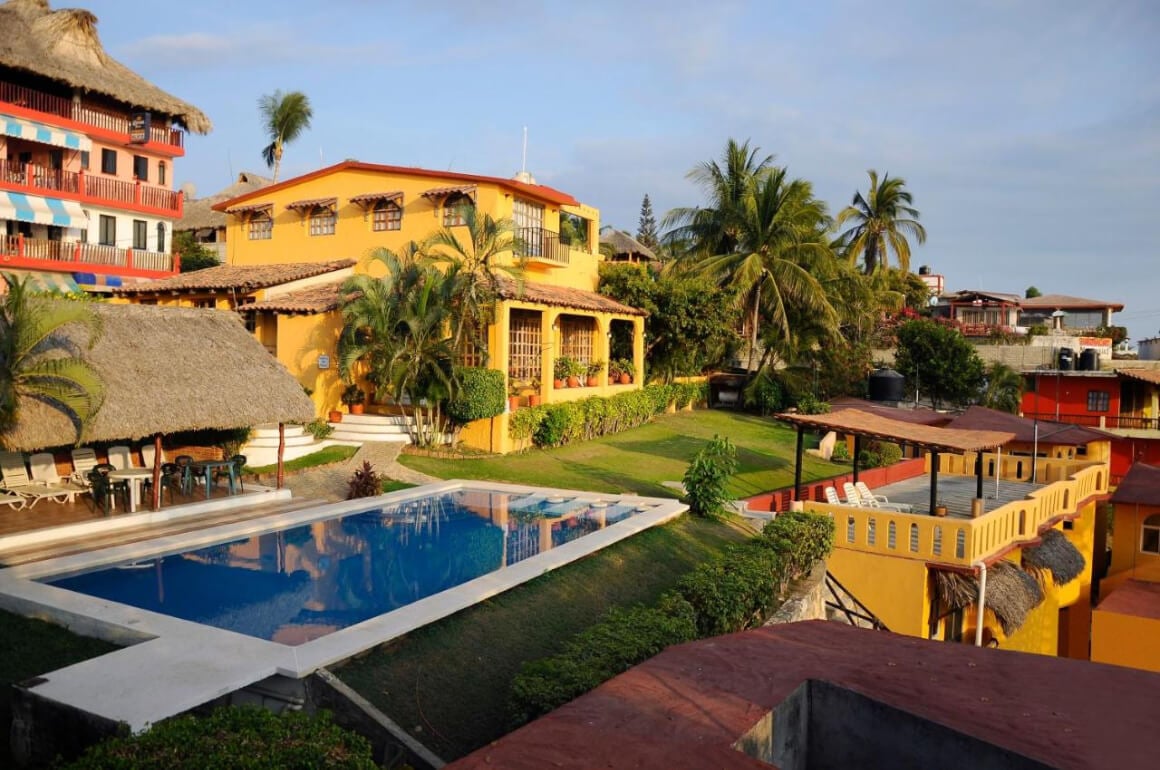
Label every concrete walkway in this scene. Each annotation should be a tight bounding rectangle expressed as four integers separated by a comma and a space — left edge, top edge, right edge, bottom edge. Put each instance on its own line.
281, 443, 440, 502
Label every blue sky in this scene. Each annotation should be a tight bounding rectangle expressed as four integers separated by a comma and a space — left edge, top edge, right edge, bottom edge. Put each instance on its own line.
87, 0, 1158, 340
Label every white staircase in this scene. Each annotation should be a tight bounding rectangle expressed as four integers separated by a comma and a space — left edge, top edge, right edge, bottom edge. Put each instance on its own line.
328, 413, 414, 444
242, 424, 363, 467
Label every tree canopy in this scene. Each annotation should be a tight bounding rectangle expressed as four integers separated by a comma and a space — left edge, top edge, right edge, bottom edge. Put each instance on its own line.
258, 90, 313, 183
836, 170, 926, 274
894, 318, 984, 410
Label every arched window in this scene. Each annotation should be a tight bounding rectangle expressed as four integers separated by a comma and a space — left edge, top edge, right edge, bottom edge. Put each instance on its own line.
443, 192, 473, 227
1142, 514, 1160, 555
156, 222, 166, 253
309, 205, 336, 236
372, 199, 402, 231
846, 515, 856, 544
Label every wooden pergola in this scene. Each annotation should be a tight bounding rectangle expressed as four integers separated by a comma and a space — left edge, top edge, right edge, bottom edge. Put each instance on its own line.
777, 409, 1015, 514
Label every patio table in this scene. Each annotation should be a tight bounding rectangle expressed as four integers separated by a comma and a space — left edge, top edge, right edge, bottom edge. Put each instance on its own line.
190, 459, 237, 499
108, 468, 153, 513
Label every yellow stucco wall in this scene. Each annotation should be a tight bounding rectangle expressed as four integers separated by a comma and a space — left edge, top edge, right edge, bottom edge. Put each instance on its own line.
1091, 610, 1160, 672
999, 584, 1061, 656
827, 549, 930, 636
1108, 501, 1160, 582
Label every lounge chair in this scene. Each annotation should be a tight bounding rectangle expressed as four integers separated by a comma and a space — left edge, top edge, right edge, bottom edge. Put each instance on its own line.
856, 482, 891, 506
28, 453, 79, 503
841, 483, 864, 506
107, 445, 133, 470
71, 447, 98, 487
824, 486, 846, 506
0, 451, 77, 506
848, 481, 910, 512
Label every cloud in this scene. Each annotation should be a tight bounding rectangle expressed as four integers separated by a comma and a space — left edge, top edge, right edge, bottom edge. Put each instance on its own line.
117, 25, 381, 70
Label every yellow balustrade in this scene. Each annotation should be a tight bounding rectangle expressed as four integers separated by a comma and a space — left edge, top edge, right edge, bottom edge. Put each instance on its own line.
925, 452, 1102, 483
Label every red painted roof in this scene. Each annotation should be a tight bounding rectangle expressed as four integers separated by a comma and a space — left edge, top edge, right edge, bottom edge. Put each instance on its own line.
947, 405, 1113, 446
1110, 462, 1160, 505
212, 161, 580, 213
450, 621, 1160, 770
1098, 580, 1160, 621
1020, 293, 1124, 311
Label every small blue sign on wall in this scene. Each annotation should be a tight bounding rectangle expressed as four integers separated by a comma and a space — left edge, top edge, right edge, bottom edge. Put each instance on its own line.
318, 354, 331, 370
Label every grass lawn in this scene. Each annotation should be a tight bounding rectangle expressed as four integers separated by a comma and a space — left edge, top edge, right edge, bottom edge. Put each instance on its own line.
0, 611, 119, 765
336, 514, 752, 760
244, 444, 359, 476
399, 409, 840, 499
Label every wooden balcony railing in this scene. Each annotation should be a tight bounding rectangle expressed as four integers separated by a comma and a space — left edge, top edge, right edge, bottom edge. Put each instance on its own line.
0, 79, 184, 148
0, 158, 182, 215
1, 234, 176, 274
515, 227, 570, 265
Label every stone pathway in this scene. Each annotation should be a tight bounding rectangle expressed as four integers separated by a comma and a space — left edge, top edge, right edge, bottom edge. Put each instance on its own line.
281, 442, 440, 503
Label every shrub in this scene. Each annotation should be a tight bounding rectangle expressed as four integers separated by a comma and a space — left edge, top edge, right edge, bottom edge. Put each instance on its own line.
676, 541, 785, 637
682, 435, 738, 518
744, 371, 786, 415
876, 441, 902, 466
513, 385, 688, 447
304, 418, 333, 441
447, 367, 506, 424
857, 448, 881, 468
509, 405, 546, 442
64, 706, 377, 769
830, 440, 850, 461
509, 604, 697, 726
533, 406, 573, 447
796, 393, 830, 414
760, 511, 834, 579
346, 460, 381, 499
858, 440, 902, 469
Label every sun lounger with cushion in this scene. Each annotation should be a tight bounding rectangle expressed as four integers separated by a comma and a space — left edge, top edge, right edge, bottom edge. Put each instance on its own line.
0, 451, 77, 506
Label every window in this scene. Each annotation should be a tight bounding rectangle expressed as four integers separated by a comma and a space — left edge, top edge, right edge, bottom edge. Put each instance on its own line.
559, 315, 595, 365
442, 192, 473, 227
101, 148, 117, 175
132, 220, 147, 250
158, 161, 167, 186
372, 200, 402, 231
248, 211, 273, 240
133, 155, 148, 182
98, 215, 116, 246
241, 311, 257, 334
1143, 515, 1160, 555
308, 205, 336, 236
1086, 390, 1110, 412
156, 223, 166, 253
508, 310, 542, 383
80, 150, 90, 170
193, 299, 215, 309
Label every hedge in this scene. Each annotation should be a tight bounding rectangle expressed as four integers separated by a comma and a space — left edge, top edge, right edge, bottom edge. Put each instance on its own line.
447, 367, 506, 424
508, 511, 834, 725
64, 706, 377, 769
509, 382, 708, 447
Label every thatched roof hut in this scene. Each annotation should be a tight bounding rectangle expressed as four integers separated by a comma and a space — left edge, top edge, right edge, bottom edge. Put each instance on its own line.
934, 560, 1044, 636
3, 302, 314, 451
0, 0, 211, 133
599, 228, 657, 262
177, 172, 272, 233
1022, 529, 1086, 587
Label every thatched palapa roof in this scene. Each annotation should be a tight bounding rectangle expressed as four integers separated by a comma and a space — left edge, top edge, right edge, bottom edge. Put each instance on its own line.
777, 408, 1015, 453
599, 228, 657, 262
177, 172, 272, 232
934, 560, 1044, 635
4, 303, 314, 451
0, 0, 211, 133
1022, 529, 1085, 587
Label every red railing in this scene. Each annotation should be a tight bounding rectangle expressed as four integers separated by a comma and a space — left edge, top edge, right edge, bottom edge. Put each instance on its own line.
0, 159, 181, 215
959, 323, 1019, 337
1, 235, 175, 273
1022, 411, 1160, 432
0, 79, 184, 148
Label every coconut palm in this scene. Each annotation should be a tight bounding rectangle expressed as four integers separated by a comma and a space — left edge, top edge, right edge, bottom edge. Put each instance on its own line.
836, 170, 926, 274
0, 275, 104, 442
258, 90, 313, 183
981, 362, 1023, 414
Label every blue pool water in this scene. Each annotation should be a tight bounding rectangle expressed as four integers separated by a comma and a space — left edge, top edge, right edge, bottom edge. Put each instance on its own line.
44, 489, 640, 645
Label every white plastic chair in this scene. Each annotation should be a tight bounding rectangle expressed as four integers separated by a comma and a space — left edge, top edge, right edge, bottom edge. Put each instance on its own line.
824, 487, 845, 506
107, 445, 133, 470
851, 481, 910, 512
842, 482, 863, 506
856, 482, 890, 505
141, 444, 163, 469
28, 453, 79, 503
71, 447, 98, 487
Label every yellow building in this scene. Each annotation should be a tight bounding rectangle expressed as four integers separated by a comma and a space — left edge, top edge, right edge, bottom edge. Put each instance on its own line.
1092, 462, 1160, 672
780, 408, 1110, 659
115, 161, 645, 453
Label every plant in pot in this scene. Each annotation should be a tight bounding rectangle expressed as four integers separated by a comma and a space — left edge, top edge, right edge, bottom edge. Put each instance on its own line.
585, 360, 603, 387
341, 383, 366, 415
565, 357, 585, 388
616, 359, 634, 384
608, 360, 623, 383
553, 358, 570, 388
528, 377, 542, 407
508, 382, 522, 412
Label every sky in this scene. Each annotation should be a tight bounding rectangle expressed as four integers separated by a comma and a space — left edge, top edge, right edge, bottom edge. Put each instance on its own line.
84, 0, 1159, 340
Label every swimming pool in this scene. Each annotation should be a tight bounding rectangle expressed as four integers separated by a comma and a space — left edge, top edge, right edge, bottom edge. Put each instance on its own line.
43, 488, 643, 645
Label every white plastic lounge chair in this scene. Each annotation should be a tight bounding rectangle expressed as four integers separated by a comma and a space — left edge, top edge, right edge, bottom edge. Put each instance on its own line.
855, 482, 890, 505
28, 453, 79, 504
107, 445, 133, 470
0, 451, 75, 506
824, 487, 846, 506
850, 481, 910, 512
842, 482, 863, 506
71, 448, 98, 487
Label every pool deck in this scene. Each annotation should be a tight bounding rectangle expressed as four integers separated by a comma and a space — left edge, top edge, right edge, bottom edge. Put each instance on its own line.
872, 475, 1045, 519
0, 480, 688, 733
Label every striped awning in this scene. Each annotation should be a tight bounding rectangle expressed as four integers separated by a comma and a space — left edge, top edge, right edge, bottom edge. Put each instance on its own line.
0, 269, 82, 295
0, 191, 88, 228
3, 116, 91, 153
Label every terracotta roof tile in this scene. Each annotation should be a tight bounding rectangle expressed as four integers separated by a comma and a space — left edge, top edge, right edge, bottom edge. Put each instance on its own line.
224, 201, 273, 215
828, 397, 951, 426
1117, 368, 1160, 386
946, 405, 1113, 446
421, 184, 476, 199
777, 408, 1014, 452
112, 260, 356, 294
349, 191, 403, 205
495, 276, 646, 317
1110, 462, 1160, 505
285, 197, 337, 210
1020, 293, 1124, 311
243, 279, 352, 314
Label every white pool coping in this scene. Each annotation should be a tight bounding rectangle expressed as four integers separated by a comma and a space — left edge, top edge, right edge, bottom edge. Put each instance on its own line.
0, 480, 687, 732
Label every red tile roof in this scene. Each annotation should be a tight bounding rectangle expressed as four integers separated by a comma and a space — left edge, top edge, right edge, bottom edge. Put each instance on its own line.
494, 276, 646, 317
1110, 462, 1160, 506
348, 191, 403, 206
828, 397, 951, 426
242, 279, 350, 314
212, 161, 581, 213
113, 260, 356, 294
1098, 580, 1160, 621
1020, 293, 1124, 311
1117, 368, 1160, 386
285, 197, 337, 210
946, 405, 1113, 446
778, 408, 1014, 452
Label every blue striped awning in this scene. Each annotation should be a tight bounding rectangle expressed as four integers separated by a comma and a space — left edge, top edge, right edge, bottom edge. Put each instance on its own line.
0, 269, 82, 295
0, 191, 87, 228
2, 116, 91, 152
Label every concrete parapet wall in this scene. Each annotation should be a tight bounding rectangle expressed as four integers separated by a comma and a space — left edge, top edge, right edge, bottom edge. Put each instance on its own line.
765, 561, 827, 627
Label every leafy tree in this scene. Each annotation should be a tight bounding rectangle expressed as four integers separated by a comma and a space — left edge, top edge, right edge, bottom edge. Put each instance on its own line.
894, 318, 985, 409
258, 90, 313, 182
836, 170, 926, 274
173, 231, 220, 272
1025, 286, 1042, 298
0, 275, 104, 441
980, 362, 1023, 414
636, 193, 658, 252
1096, 324, 1128, 346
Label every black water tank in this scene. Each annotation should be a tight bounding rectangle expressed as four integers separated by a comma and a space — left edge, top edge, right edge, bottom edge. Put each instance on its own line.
868, 368, 906, 402
1079, 348, 1099, 371
1058, 347, 1074, 371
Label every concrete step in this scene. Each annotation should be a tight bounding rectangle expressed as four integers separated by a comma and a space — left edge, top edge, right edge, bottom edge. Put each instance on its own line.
251, 425, 308, 439
338, 414, 413, 426
246, 433, 317, 448
330, 430, 410, 444
327, 421, 410, 436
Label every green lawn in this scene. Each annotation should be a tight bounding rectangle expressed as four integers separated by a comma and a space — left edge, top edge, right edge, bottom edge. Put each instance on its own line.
400, 409, 838, 498
336, 514, 751, 760
0, 611, 119, 766
244, 444, 359, 476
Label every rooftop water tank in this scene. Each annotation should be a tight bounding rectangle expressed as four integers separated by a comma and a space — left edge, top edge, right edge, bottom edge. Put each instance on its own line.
868, 368, 906, 403
1079, 348, 1099, 371
1058, 347, 1074, 371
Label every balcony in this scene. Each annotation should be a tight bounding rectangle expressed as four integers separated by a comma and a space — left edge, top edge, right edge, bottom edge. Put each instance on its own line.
1023, 411, 1160, 433
0, 79, 184, 149
0, 158, 182, 217
515, 226, 570, 266
1, 234, 176, 276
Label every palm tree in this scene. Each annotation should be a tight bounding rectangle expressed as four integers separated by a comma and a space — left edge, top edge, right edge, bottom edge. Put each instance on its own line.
425, 207, 522, 364
0, 275, 104, 442
258, 90, 313, 183
981, 362, 1023, 414
836, 170, 926, 274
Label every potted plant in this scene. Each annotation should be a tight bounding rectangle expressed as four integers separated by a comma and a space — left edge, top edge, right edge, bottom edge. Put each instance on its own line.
566, 358, 584, 388
616, 359, 634, 384
553, 357, 570, 388
934, 500, 948, 517
508, 383, 521, 413
585, 360, 603, 387
608, 360, 623, 383
528, 377, 542, 407
341, 383, 366, 415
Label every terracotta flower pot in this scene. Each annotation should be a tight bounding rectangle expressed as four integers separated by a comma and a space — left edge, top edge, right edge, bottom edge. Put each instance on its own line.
328, 410, 343, 423
528, 394, 542, 407
567, 376, 581, 388
934, 505, 948, 517
586, 376, 599, 387
619, 373, 632, 385
350, 403, 365, 415
554, 378, 565, 389
509, 396, 520, 412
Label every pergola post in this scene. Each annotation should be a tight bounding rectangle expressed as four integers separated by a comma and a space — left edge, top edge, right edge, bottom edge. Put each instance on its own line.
151, 433, 162, 511
852, 435, 862, 484
975, 451, 984, 500
929, 450, 940, 515
793, 426, 804, 501
276, 422, 286, 490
